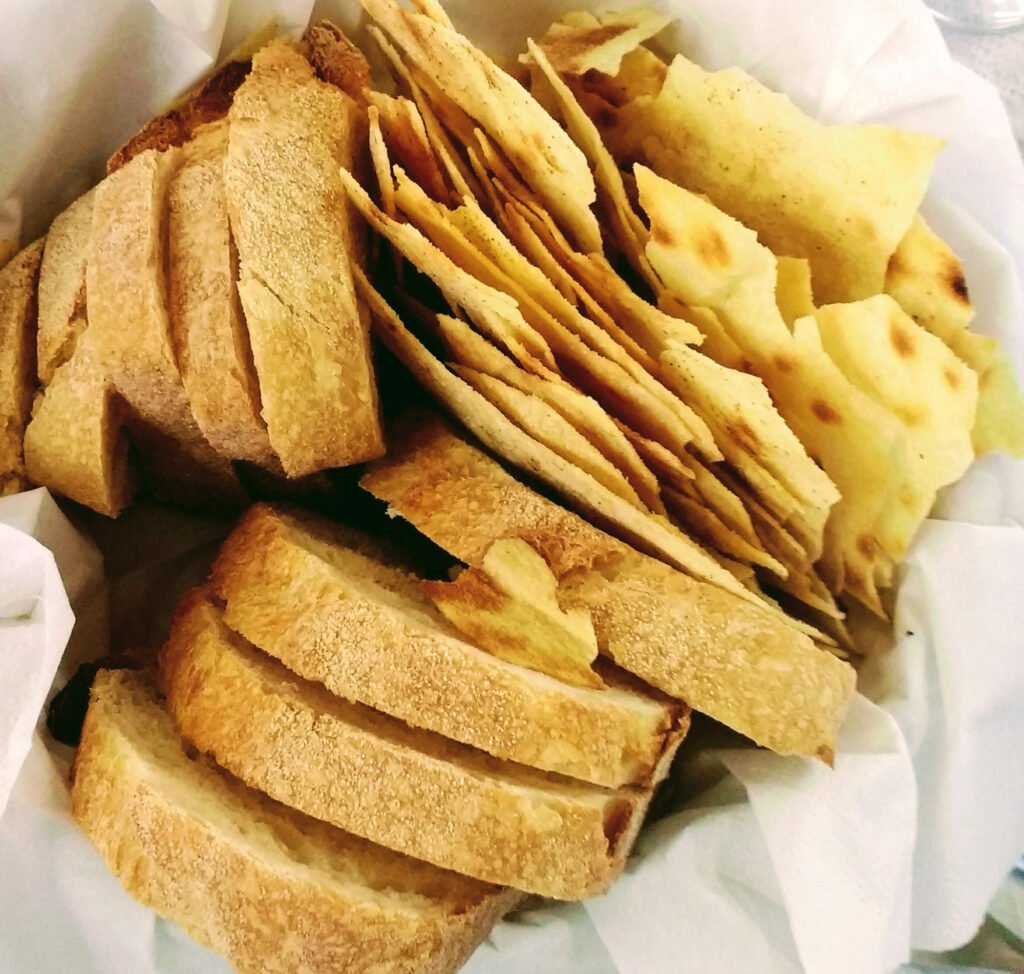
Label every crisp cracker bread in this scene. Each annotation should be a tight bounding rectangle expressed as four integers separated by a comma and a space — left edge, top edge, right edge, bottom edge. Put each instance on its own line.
362, 0, 602, 251
454, 364, 647, 509
603, 53, 943, 302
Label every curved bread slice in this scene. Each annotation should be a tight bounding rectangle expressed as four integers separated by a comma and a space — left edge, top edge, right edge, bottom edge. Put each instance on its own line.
28, 189, 136, 515
24, 327, 136, 516
167, 121, 274, 467
361, 415, 856, 761
160, 590, 650, 899
72, 669, 518, 974
0, 239, 44, 495
36, 189, 95, 385
210, 503, 686, 788
87, 147, 243, 505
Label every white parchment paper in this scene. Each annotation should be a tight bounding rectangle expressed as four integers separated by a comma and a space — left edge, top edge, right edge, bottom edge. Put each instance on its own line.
2, 1, 1023, 972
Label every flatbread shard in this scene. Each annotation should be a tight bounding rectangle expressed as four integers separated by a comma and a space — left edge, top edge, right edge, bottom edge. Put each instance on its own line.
435, 313, 665, 513
453, 365, 646, 510
167, 122, 274, 467
359, 0, 602, 253
86, 147, 243, 504
366, 92, 449, 203
226, 41, 383, 476
886, 213, 1024, 457
0, 239, 44, 494
525, 39, 660, 291
382, 170, 716, 462
636, 164, 906, 611
810, 295, 977, 563
361, 414, 855, 761
525, 8, 673, 77
422, 537, 605, 690
602, 53, 943, 303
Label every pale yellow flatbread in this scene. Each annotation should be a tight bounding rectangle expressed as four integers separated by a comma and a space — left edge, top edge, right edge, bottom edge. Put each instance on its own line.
605, 54, 943, 302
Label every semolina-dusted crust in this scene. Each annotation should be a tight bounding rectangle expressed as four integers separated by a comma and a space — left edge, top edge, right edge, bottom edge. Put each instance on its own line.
72, 669, 520, 974
210, 502, 687, 788
25, 189, 137, 514
225, 41, 383, 476
160, 590, 652, 899
362, 414, 856, 760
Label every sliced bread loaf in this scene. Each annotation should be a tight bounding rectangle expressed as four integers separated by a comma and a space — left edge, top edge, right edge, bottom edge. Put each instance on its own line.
225, 41, 383, 476
160, 589, 652, 899
86, 146, 243, 506
361, 414, 856, 760
72, 668, 519, 974
210, 503, 687, 788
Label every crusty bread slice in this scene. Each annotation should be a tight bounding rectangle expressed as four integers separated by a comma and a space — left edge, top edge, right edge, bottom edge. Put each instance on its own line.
36, 188, 95, 385
0, 238, 44, 495
167, 121, 274, 467
72, 669, 520, 974
25, 187, 137, 514
209, 503, 687, 788
160, 589, 651, 899
24, 327, 136, 516
361, 414, 856, 761
87, 147, 244, 506
225, 41, 383, 476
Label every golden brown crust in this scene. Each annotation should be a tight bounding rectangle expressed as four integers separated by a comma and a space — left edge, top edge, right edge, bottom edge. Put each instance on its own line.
0, 239, 44, 492
225, 41, 383, 476
362, 415, 856, 758
26, 188, 137, 514
72, 669, 520, 974
167, 122, 274, 467
159, 590, 650, 899
210, 503, 684, 788
560, 553, 855, 759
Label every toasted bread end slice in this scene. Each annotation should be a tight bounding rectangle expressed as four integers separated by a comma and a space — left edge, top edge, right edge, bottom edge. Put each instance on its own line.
72, 668, 520, 974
